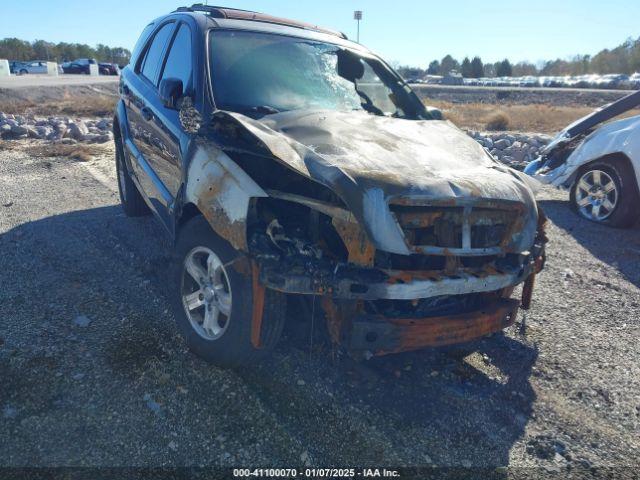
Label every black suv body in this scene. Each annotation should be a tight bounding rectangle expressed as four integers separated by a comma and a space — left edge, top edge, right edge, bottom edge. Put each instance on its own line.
114, 5, 546, 366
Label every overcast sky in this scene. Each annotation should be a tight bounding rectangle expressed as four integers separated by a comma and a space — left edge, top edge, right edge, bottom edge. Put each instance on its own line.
1, 0, 638, 67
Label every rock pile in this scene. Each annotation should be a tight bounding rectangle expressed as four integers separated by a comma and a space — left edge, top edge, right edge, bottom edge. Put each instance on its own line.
0, 112, 114, 144
467, 130, 552, 170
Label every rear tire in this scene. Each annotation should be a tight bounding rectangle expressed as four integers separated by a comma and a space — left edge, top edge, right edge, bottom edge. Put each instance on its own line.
115, 132, 150, 217
570, 157, 639, 228
169, 216, 286, 367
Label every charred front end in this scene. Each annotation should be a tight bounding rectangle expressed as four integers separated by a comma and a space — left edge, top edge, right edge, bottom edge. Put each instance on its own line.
188, 110, 547, 357
246, 192, 545, 356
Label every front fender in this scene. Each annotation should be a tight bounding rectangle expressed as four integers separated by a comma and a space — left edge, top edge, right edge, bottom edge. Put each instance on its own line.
184, 142, 267, 251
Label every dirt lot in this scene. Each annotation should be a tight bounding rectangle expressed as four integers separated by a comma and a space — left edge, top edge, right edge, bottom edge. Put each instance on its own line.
1, 140, 639, 476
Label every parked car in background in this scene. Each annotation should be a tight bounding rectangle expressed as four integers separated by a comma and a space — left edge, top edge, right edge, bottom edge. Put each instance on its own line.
9, 61, 24, 74
113, 4, 547, 367
525, 90, 640, 227
15, 60, 48, 75
62, 58, 98, 74
99, 62, 120, 75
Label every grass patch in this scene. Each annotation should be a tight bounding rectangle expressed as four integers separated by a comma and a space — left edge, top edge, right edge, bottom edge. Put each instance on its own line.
49, 96, 118, 117
0, 96, 117, 118
430, 100, 640, 133
25, 143, 104, 162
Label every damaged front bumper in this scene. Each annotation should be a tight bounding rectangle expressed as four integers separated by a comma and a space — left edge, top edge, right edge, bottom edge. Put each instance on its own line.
524, 156, 573, 188
250, 228, 546, 356
335, 297, 521, 355
257, 252, 540, 301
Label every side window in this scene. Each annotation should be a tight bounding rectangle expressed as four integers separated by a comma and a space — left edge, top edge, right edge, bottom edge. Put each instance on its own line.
140, 22, 175, 85
160, 24, 193, 94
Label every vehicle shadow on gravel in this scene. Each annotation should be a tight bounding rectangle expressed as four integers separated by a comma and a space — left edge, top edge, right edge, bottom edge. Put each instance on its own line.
540, 199, 640, 287
238, 317, 539, 468
0, 206, 537, 468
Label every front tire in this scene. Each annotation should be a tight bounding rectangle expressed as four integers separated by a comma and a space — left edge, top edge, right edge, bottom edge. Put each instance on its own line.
169, 216, 286, 367
570, 158, 639, 228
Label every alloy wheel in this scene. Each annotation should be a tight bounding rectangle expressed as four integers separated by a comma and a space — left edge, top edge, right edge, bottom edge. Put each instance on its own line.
575, 169, 618, 222
180, 247, 232, 340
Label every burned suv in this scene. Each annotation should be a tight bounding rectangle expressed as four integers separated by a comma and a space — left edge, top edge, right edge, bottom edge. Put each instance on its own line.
114, 4, 547, 366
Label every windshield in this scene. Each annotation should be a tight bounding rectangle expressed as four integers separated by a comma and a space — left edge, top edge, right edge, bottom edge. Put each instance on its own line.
209, 30, 425, 119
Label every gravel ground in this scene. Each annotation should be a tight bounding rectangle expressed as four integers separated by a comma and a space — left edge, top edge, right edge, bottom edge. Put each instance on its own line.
0, 141, 639, 475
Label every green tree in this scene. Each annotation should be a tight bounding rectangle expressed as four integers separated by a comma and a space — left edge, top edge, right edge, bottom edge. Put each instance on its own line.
495, 59, 512, 77
439, 54, 459, 75
460, 57, 472, 77
0, 38, 33, 60
512, 61, 538, 76
398, 66, 425, 80
483, 63, 495, 77
32, 40, 56, 60
470, 56, 484, 77
0, 37, 132, 65
427, 60, 440, 75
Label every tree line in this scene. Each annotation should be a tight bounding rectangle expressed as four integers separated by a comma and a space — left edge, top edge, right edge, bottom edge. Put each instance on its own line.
0, 38, 131, 65
400, 36, 640, 78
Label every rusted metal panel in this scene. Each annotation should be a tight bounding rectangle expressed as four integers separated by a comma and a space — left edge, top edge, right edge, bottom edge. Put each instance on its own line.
521, 272, 536, 311
320, 297, 343, 345
521, 255, 545, 310
185, 143, 267, 251
251, 262, 266, 348
353, 298, 520, 356
332, 217, 376, 267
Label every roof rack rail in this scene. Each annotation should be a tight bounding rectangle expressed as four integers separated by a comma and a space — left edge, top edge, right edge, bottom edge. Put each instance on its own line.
175, 4, 348, 39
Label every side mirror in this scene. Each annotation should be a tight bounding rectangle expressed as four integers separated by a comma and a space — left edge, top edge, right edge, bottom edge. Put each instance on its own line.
159, 78, 184, 110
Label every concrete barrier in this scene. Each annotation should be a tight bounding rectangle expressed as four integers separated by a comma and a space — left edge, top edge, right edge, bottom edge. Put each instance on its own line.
0, 60, 10, 77
88, 64, 99, 76
46, 62, 59, 76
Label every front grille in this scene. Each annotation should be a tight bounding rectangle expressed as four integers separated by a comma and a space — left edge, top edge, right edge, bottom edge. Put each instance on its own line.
389, 202, 521, 255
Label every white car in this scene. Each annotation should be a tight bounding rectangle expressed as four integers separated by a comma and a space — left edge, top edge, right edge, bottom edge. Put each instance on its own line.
525, 90, 640, 227
16, 60, 48, 75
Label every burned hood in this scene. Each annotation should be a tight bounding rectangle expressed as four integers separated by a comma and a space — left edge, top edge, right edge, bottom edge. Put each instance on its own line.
208, 109, 539, 255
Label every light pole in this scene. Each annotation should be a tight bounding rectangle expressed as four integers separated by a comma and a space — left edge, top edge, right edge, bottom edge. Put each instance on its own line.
354, 10, 363, 43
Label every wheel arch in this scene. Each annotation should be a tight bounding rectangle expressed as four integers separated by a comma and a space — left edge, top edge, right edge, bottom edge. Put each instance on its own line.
176, 202, 203, 234
114, 101, 140, 179
569, 152, 638, 191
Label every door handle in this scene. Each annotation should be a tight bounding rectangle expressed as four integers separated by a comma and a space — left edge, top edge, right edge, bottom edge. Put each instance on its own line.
141, 106, 153, 122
